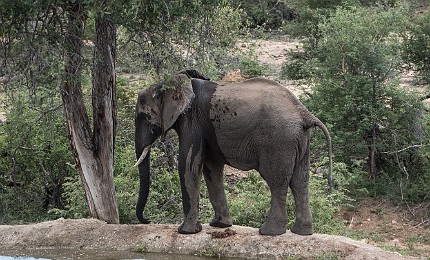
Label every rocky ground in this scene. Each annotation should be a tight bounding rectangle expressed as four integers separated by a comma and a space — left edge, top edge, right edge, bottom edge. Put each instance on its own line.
0, 218, 420, 259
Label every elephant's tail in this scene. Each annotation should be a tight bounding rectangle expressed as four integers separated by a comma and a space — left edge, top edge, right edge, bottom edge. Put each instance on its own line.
307, 117, 333, 191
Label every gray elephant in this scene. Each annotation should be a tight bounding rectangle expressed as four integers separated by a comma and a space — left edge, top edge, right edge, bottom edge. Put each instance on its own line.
134, 72, 333, 236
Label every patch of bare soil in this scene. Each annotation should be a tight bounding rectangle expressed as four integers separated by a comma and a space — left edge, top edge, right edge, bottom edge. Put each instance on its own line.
237, 35, 308, 97
0, 218, 418, 259
341, 197, 430, 258
239, 35, 302, 66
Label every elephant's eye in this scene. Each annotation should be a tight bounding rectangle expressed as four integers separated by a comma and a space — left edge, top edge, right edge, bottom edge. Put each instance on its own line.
150, 125, 161, 136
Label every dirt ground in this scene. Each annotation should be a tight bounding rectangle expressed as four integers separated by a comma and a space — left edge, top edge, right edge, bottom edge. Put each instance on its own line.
340, 197, 430, 258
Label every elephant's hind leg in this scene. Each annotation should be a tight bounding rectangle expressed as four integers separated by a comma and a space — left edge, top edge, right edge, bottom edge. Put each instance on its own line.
289, 150, 313, 235
203, 160, 233, 228
258, 164, 291, 235
259, 185, 288, 235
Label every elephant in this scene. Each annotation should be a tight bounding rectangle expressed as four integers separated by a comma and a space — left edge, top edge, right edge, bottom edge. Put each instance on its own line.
134, 71, 333, 236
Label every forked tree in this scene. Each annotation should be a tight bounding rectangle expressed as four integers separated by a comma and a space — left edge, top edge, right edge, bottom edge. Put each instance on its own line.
61, 1, 119, 223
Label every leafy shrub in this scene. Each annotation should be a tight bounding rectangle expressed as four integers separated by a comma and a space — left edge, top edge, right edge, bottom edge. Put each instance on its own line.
238, 49, 265, 77
303, 5, 429, 204
0, 92, 74, 223
281, 51, 310, 80
402, 10, 430, 85
223, 163, 352, 234
306, 6, 419, 165
281, 0, 357, 43
52, 175, 88, 219
117, 2, 244, 78
229, 0, 297, 29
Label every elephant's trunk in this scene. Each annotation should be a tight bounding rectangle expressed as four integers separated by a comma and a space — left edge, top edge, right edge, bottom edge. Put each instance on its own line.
135, 113, 157, 224
136, 150, 151, 224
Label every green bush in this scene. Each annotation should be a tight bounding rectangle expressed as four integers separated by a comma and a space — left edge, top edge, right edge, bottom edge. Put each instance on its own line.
304, 5, 429, 203
229, 0, 297, 29
281, 51, 310, 80
402, 10, 430, 85
238, 49, 265, 77
281, 0, 357, 43
306, 6, 417, 164
117, 1, 245, 78
226, 172, 270, 227
0, 92, 74, 223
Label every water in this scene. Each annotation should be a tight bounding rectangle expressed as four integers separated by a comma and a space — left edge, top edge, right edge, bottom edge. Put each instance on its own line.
0, 249, 242, 260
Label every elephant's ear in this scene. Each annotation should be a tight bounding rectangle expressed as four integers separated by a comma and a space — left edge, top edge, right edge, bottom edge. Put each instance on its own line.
161, 74, 195, 133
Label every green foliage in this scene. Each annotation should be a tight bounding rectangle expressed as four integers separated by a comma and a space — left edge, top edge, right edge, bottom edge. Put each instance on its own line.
226, 172, 270, 227
116, 1, 245, 78
282, 0, 402, 40
0, 92, 74, 223
359, 0, 401, 7
144, 151, 183, 224
301, 5, 430, 204
229, 0, 297, 30
281, 0, 358, 43
281, 51, 310, 80
50, 175, 88, 219
238, 49, 265, 77
0, 0, 77, 223
402, 10, 430, 85
307, 162, 357, 234
306, 6, 420, 163
114, 146, 143, 223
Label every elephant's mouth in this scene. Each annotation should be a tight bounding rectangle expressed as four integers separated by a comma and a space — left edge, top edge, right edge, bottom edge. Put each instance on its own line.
134, 144, 152, 167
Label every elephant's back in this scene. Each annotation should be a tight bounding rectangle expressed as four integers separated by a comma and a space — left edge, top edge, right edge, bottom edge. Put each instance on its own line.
219, 78, 301, 104
214, 77, 308, 119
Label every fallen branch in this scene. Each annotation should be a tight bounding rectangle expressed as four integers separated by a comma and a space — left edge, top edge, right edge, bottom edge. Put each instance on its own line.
414, 218, 429, 228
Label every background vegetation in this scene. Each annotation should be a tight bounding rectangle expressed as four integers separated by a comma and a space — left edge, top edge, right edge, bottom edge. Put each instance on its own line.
0, 0, 428, 245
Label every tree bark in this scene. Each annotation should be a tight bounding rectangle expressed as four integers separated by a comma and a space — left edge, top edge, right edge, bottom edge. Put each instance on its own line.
369, 124, 377, 181
90, 11, 119, 223
61, 2, 119, 224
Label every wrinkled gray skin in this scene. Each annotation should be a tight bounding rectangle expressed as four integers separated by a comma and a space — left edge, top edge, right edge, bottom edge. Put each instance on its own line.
135, 74, 332, 236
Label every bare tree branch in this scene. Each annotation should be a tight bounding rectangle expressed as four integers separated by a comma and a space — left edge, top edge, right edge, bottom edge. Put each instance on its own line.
381, 144, 427, 155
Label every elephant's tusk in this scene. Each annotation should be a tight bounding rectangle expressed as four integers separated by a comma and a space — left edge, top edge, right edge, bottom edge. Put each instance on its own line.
134, 145, 151, 167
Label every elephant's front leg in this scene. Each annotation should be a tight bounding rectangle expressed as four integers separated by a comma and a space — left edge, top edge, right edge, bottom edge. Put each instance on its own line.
178, 143, 204, 234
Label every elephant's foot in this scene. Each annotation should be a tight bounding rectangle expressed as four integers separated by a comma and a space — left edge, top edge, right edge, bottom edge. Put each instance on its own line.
291, 220, 313, 236
209, 216, 233, 228
178, 221, 202, 234
259, 221, 287, 236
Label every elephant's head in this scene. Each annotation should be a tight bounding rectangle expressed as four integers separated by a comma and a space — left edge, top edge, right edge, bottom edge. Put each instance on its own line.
134, 74, 195, 223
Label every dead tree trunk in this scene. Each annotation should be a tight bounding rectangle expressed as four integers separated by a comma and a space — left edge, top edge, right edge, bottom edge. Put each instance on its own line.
61, 2, 119, 224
